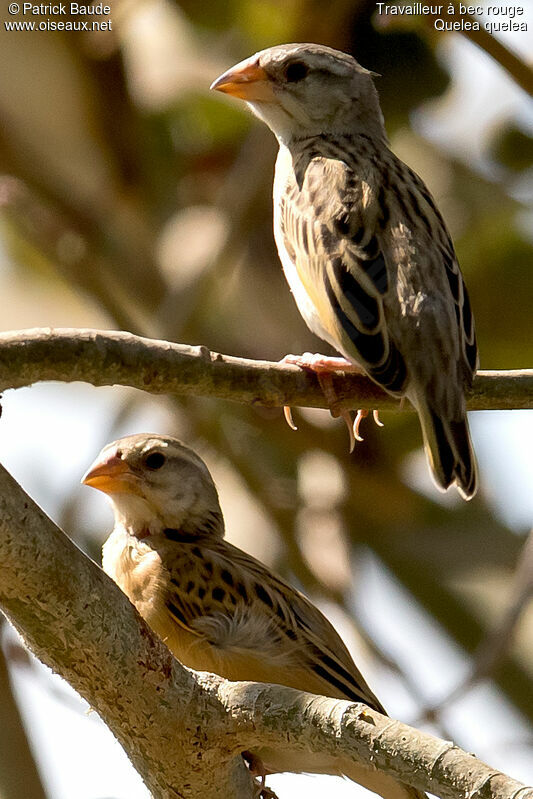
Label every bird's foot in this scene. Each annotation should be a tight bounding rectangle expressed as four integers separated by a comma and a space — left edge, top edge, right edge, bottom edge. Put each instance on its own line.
280, 352, 362, 438
242, 751, 278, 799
281, 352, 364, 374
279, 353, 382, 450
254, 783, 278, 799
353, 409, 384, 442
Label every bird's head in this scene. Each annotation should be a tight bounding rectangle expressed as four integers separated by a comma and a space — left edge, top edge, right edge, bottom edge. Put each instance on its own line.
211, 43, 384, 144
82, 434, 224, 538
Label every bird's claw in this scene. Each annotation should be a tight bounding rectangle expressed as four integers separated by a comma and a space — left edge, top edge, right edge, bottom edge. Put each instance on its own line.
340, 410, 356, 452
279, 352, 384, 448
243, 751, 278, 799
352, 408, 384, 444
283, 405, 298, 431
373, 409, 384, 427
353, 409, 367, 442
254, 783, 278, 799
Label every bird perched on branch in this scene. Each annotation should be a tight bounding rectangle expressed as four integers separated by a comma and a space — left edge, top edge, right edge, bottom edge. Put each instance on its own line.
83, 433, 425, 799
211, 43, 478, 500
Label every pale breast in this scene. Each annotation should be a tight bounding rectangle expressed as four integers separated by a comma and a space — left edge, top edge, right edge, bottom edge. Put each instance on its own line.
102, 529, 167, 629
273, 147, 334, 343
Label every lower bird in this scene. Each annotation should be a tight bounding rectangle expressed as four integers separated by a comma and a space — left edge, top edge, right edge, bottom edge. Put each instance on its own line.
211, 43, 478, 500
83, 432, 425, 799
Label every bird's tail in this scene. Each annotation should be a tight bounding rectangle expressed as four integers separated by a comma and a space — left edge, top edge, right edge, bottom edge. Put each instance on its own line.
414, 396, 477, 500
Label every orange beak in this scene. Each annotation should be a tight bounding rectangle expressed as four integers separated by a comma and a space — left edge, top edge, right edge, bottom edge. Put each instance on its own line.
210, 57, 274, 101
82, 451, 137, 495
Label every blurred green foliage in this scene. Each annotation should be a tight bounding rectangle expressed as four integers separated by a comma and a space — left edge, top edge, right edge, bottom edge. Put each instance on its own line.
0, 1, 532, 795
490, 124, 533, 172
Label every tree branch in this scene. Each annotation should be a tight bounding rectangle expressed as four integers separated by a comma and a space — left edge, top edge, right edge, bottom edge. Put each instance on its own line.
0, 327, 531, 411
0, 463, 532, 799
0, 462, 255, 799
215, 678, 533, 799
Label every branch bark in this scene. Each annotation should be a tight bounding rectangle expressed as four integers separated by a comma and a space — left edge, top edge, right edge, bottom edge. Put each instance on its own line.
0, 327, 532, 411
0, 462, 532, 799
0, 462, 254, 799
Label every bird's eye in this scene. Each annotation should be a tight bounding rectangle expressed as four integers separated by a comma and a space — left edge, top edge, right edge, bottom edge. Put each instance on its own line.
144, 452, 166, 471
284, 61, 309, 83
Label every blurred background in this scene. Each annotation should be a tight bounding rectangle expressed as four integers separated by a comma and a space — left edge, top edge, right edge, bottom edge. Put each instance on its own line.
0, 1, 532, 797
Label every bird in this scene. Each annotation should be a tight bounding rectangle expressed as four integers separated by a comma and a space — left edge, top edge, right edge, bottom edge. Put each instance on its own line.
83, 433, 425, 799
210, 43, 479, 500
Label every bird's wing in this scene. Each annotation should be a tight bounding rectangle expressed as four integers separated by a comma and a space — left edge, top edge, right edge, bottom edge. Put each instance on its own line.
279, 153, 477, 394
163, 536, 384, 712
400, 162, 478, 380
279, 154, 408, 394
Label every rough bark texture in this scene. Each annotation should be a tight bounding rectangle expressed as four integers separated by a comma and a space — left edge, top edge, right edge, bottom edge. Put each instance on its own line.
213, 680, 533, 799
0, 328, 531, 411
0, 463, 254, 799
0, 462, 532, 799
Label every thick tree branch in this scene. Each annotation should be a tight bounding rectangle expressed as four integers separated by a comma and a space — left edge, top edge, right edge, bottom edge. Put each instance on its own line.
0, 327, 531, 411
0, 463, 254, 799
0, 463, 532, 799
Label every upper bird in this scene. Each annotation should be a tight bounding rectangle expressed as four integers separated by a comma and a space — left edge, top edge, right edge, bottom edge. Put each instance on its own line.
83, 433, 425, 799
211, 43, 478, 500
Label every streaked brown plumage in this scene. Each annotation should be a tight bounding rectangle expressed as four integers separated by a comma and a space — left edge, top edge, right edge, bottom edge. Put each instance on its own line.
83, 433, 425, 799
211, 43, 478, 500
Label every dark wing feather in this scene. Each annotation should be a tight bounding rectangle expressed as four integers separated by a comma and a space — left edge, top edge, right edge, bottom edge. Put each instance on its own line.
280, 154, 409, 395
403, 164, 479, 381
164, 536, 384, 712
281, 152, 478, 394
223, 540, 385, 711
440, 243, 479, 378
